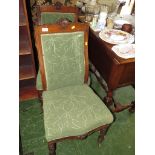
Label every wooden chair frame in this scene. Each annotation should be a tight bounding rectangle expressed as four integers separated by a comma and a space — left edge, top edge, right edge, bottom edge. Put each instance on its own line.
34, 23, 111, 155
36, 3, 79, 25
34, 23, 89, 90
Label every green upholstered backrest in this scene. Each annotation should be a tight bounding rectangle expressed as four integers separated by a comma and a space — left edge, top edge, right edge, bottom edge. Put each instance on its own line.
41, 31, 85, 90
41, 12, 75, 24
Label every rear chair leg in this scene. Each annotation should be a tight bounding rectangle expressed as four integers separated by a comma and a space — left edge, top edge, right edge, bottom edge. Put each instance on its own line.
48, 142, 56, 155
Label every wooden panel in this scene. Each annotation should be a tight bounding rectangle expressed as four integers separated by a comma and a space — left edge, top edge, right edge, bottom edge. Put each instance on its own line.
118, 62, 135, 86
19, 47, 31, 55
89, 31, 113, 82
19, 0, 26, 26
19, 86, 38, 101
19, 65, 35, 80
19, 55, 33, 66
19, 26, 32, 55
19, 14, 27, 26
19, 78, 36, 88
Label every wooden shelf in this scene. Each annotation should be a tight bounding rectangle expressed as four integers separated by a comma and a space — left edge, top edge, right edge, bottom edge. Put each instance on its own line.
19, 39, 31, 55
19, 14, 27, 26
19, 65, 35, 80
19, 0, 26, 26
19, 0, 37, 101
19, 26, 32, 55
19, 86, 38, 101
19, 48, 31, 55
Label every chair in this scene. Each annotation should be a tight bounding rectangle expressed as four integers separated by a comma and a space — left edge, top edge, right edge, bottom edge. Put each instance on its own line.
34, 22, 113, 155
36, 2, 78, 25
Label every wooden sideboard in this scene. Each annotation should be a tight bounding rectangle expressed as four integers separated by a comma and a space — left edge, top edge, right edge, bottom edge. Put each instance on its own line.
88, 28, 135, 111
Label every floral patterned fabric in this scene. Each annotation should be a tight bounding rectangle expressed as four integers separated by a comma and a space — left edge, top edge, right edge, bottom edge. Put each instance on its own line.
41, 32, 85, 90
43, 84, 114, 141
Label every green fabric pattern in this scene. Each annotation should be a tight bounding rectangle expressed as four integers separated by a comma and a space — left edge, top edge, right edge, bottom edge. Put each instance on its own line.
43, 84, 113, 141
41, 12, 75, 24
41, 32, 85, 90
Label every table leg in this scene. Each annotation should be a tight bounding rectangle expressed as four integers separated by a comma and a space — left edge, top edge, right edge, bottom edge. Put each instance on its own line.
90, 64, 134, 113
103, 90, 113, 106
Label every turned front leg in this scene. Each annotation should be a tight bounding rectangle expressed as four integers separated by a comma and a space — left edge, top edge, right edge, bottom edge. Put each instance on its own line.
98, 125, 109, 145
103, 90, 113, 106
48, 142, 56, 155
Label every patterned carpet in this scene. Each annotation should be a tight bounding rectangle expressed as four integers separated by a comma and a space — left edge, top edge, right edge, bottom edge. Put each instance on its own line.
19, 72, 135, 155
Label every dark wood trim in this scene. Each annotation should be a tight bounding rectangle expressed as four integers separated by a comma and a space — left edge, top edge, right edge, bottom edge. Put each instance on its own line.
34, 27, 47, 90
19, 86, 38, 102
19, 65, 36, 80
48, 143, 56, 155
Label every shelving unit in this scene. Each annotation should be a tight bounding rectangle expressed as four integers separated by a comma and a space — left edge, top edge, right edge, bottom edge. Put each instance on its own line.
19, 0, 38, 101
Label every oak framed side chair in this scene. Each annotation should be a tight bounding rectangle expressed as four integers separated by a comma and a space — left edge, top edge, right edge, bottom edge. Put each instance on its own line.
34, 22, 114, 155
36, 2, 78, 25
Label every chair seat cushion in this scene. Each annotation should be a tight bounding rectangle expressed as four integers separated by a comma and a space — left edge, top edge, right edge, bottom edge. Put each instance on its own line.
43, 84, 113, 142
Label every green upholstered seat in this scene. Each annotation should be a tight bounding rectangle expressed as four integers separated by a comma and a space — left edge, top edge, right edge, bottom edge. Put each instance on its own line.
43, 84, 113, 141
41, 12, 75, 24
